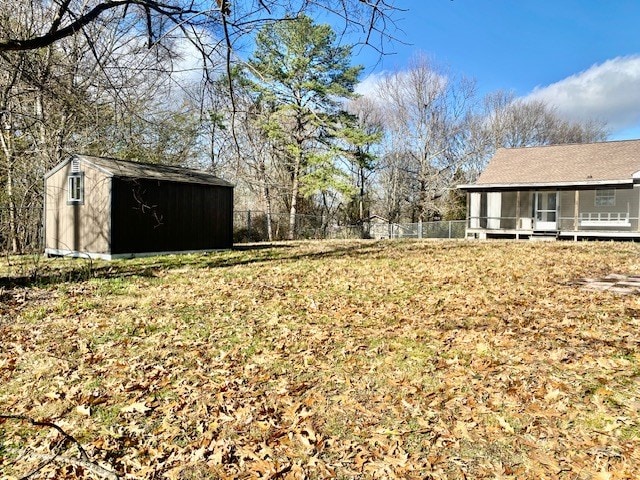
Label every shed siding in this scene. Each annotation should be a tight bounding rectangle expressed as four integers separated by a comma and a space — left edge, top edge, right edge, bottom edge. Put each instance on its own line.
110, 178, 233, 254
45, 162, 111, 254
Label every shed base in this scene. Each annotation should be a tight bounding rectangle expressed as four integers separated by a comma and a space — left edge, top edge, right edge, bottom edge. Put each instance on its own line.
45, 247, 227, 260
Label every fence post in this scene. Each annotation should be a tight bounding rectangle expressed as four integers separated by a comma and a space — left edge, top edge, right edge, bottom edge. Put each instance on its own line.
247, 210, 251, 238
418, 220, 423, 239
448, 221, 452, 239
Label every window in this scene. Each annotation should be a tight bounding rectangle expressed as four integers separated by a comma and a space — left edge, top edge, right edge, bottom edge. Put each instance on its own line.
68, 173, 84, 204
595, 189, 615, 207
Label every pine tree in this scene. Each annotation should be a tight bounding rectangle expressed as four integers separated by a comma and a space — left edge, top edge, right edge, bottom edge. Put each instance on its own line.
248, 14, 363, 239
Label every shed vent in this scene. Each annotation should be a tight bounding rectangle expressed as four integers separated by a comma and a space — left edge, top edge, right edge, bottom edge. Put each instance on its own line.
71, 158, 80, 173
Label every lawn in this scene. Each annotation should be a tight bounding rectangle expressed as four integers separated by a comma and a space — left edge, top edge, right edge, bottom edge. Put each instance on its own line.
1, 240, 640, 479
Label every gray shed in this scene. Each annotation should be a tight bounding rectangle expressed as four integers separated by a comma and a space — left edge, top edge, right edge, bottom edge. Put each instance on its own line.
44, 155, 234, 259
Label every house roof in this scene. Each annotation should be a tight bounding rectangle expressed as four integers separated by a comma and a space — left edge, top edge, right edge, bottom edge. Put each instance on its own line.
459, 139, 640, 190
46, 155, 234, 187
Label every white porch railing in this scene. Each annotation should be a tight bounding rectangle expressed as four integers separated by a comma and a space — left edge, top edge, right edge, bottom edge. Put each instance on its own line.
579, 212, 631, 227
468, 214, 635, 231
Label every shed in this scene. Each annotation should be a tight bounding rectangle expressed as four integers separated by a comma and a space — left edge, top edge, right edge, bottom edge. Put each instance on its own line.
458, 139, 640, 240
44, 155, 234, 259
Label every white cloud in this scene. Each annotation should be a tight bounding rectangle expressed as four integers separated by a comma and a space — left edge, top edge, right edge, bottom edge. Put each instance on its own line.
355, 67, 449, 106
525, 56, 640, 136
355, 71, 388, 97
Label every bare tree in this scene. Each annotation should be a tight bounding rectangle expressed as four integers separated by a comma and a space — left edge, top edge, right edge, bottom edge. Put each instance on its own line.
0, 0, 402, 248
0, 2, 182, 251
373, 54, 476, 222
0, 1, 400, 68
482, 90, 608, 149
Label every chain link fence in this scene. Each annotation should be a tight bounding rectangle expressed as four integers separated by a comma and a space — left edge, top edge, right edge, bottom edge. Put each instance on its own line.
234, 210, 466, 242
366, 220, 466, 240
0, 208, 465, 253
233, 211, 329, 242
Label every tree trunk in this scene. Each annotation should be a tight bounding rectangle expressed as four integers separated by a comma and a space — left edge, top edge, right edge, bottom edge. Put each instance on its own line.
1, 141, 20, 253
8, 166, 20, 254
288, 154, 301, 240
359, 165, 366, 222
259, 157, 274, 241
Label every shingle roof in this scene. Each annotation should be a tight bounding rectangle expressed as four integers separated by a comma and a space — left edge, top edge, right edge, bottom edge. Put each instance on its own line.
472, 139, 640, 187
76, 155, 234, 187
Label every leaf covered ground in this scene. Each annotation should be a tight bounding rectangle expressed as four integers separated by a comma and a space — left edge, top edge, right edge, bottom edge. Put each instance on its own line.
1, 240, 640, 479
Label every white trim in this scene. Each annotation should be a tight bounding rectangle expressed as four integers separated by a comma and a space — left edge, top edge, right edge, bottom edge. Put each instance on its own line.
458, 179, 634, 190
78, 156, 116, 177
44, 157, 71, 180
580, 220, 631, 228
534, 191, 558, 230
45, 155, 115, 180
67, 173, 84, 203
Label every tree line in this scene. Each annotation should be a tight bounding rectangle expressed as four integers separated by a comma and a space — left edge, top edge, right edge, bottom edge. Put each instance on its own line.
0, 1, 606, 250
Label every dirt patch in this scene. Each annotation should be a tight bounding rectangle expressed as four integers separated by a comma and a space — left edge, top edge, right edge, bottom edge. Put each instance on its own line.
571, 273, 640, 295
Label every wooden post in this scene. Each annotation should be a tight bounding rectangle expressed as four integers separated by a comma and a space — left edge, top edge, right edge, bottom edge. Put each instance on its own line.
637, 191, 640, 232
515, 191, 521, 230
466, 192, 470, 229
574, 191, 579, 231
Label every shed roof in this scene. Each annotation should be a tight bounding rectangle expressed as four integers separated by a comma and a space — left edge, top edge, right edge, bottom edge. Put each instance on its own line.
47, 155, 234, 187
460, 139, 640, 189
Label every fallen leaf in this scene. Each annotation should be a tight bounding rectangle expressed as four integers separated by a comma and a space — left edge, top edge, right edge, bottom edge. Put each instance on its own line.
121, 401, 152, 414
76, 405, 91, 416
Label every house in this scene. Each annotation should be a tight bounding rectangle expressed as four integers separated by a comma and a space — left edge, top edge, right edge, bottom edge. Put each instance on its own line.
458, 139, 640, 240
44, 155, 234, 259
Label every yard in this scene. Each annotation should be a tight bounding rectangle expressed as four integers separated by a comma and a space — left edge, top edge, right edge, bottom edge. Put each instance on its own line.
1, 240, 640, 479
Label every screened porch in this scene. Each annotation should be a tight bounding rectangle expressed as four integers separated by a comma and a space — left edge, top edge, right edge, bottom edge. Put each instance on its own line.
466, 187, 640, 238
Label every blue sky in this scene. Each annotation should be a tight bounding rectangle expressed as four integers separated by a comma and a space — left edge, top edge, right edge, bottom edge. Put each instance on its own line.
353, 0, 640, 140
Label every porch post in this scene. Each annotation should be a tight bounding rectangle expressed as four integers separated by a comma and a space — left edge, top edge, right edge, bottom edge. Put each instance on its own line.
637, 189, 640, 232
574, 191, 579, 231
466, 191, 470, 229
515, 191, 521, 239
515, 191, 521, 229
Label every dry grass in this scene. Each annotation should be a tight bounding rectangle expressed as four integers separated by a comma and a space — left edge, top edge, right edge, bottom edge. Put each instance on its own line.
1, 240, 640, 479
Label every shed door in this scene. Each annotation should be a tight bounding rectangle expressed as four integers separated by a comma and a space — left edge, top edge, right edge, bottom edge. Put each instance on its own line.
535, 191, 557, 230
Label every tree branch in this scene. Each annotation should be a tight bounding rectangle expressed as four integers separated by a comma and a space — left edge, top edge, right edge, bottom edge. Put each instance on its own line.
0, 414, 119, 480
0, 0, 195, 52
